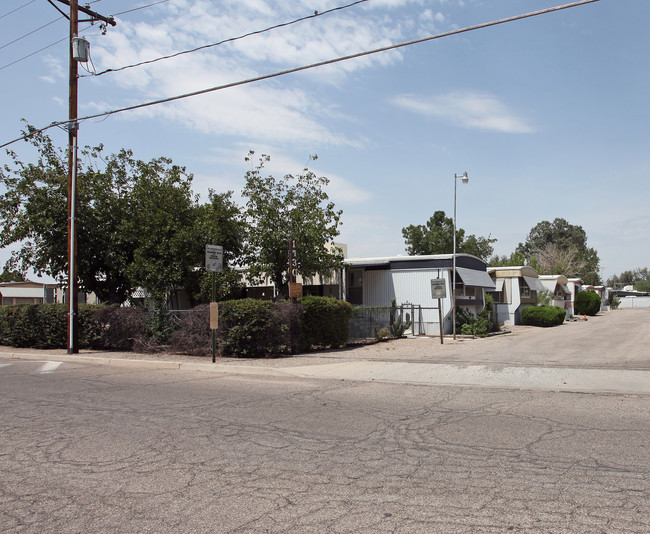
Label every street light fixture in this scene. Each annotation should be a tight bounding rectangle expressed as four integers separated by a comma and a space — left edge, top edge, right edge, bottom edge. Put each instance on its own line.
452, 171, 469, 340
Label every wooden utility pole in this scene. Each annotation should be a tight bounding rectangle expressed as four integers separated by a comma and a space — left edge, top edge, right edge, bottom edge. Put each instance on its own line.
66, 0, 79, 353
49, 0, 115, 353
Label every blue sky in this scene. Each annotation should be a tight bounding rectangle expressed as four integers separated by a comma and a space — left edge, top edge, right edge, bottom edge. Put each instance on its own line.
1, 0, 648, 282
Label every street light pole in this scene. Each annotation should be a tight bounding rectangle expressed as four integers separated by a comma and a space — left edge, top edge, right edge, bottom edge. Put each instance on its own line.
452, 171, 468, 340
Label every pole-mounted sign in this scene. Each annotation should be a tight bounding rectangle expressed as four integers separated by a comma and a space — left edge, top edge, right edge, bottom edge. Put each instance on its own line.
205, 244, 223, 273
206, 244, 223, 363
431, 278, 446, 344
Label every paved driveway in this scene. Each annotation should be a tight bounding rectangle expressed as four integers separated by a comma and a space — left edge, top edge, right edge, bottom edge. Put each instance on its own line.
314, 308, 650, 370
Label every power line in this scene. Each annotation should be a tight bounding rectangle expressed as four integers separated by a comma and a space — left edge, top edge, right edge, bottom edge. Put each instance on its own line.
111, 0, 169, 17
0, 0, 37, 20
0, 17, 63, 51
94, 0, 369, 76
0, 0, 159, 71
0, 24, 93, 72
0, 0, 601, 149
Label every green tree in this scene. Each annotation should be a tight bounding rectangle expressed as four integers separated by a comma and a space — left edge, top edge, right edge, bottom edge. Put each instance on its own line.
607, 267, 649, 289
516, 218, 600, 284
1, 126, 244, 306
402, 210, 496, 261
121, 156, 199, 308
489, 251, 527, 267
635, 279, 650, 292
193, 190, 247, 302
0, 267, 25, 282
241, 152, 343, 297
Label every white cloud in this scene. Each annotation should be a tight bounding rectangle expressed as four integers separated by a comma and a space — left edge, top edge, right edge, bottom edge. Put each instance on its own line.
39, 55, 65, 84
391, 91, 534, 133
87, 0, 442, 145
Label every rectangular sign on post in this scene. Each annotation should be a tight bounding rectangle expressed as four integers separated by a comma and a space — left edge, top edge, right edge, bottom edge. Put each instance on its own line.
205, 245, 223, 273
289, 282, 303, 299
431, 278, 446, 299
210, 302, 219, 330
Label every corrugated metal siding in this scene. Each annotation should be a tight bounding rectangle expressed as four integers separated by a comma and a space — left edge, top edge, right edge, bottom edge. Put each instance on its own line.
363, 270, 394, 306
367, 269, 453, 336
392, 269, 445, 307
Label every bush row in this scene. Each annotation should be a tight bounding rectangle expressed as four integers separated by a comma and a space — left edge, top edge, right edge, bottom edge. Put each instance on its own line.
0, 296, 353, 358
521, 305, 566, 327
219, 297, 352, 357
0, 303, 153, 350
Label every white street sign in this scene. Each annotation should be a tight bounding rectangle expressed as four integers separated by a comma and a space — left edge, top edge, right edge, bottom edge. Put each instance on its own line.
205, 245, 223, 272
431, 278, 446, 299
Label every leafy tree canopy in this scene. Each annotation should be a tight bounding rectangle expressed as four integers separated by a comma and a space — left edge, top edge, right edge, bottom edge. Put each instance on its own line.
0, 126, 245, 305
516, 218, 600, 284
488, 251, 528, 267
606, 267, 649, 289
0, 267, 25, 282
193, 190, 247, 302
402, 210, 496, 261
241, 152, 343, 297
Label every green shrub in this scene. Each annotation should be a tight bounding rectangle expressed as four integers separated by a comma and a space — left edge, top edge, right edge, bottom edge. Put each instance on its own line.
460, 316, 490, 337
0, 306, 11, 345
298, 296, 352, 349
521, 305, 566, 327
375, 327, 391, 340
455, 294, 498, 337
575, 290, 601, 316
0, 304, 67, 348
219, 299, 296, 358
536, 289, 554, 307
608, 293, 620, 310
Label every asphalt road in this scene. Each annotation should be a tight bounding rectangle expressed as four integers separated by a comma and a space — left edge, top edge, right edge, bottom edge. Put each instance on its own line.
1, 359, 648, 533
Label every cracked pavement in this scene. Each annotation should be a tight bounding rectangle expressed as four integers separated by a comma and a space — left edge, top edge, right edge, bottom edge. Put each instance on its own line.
1, 309, 648, 532
1, 361, 648, 533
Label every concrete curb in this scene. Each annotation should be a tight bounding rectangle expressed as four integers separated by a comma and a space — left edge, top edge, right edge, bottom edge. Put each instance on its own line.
0, 351, 298, 377
2, 351, 649, 395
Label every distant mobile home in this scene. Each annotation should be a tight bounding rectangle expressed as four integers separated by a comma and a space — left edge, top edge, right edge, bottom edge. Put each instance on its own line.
343, 254, 495, 336
487, 266, 544, 325
539, 275, 573, 312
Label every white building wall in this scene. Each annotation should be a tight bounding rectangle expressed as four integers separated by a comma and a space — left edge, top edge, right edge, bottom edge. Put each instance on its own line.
362, 268, 452, 335
618, 296, 650, 309
0, 287, 44, 298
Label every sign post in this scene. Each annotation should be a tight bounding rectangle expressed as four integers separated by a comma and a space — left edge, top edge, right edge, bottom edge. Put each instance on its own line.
431, 278, 446, 345
206, 245, 223, 362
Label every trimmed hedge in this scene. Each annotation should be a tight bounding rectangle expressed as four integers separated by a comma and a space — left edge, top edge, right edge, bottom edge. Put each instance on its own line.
521, 305, 566, 327
299, 296, 352, 349
0, 303, 149, 350
575, 290, 601, 316
219, 299, 302, 358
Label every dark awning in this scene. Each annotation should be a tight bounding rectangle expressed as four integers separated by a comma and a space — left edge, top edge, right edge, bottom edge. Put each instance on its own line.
456, 267, 496, 290
523, 276, 545, 292
487, 278, 504, 292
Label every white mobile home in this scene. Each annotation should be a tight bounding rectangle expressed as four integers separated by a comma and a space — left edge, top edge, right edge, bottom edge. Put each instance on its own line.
487, 266, 544, 325
538, 275, 572, 311
0, 281, 58, 306
566, 278, 584, 316
343, 254, 495, 336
